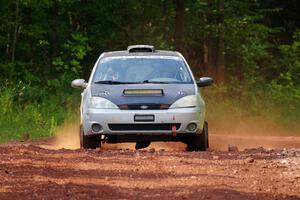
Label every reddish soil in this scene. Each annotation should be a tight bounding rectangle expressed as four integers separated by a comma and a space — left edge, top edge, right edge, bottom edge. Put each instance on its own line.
1, 136, 300, 200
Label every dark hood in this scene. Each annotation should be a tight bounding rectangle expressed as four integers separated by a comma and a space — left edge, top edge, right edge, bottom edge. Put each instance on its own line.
91, 83, 195, 105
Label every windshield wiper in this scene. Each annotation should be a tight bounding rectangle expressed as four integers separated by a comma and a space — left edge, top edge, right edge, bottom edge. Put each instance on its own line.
94, 80, 176, 84
94, 80, 137, 85
142, 80, 170, 84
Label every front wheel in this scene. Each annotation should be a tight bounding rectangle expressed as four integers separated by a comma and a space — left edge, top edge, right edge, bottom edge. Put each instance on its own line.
186, 121, 209, 151
80, 125, 99, 149
135, 141, 151, 150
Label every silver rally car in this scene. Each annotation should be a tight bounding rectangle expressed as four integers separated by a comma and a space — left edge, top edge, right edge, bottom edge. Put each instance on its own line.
72, 45, 213, 151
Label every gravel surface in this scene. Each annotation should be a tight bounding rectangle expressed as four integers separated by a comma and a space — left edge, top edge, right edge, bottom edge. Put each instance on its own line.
1, 142, 300, 200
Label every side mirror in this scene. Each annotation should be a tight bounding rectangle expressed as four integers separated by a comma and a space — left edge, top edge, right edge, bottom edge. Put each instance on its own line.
71, 79, 87, 89
197, 77, 214, 87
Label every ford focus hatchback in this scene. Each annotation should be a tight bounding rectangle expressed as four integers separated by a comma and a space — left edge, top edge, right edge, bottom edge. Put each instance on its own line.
72, 45, 213, 151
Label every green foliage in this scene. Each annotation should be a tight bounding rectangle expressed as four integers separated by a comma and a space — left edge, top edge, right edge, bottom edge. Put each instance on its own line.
52, 33, 91, 81
274, 31, 300, 91
0, 0, 300, 142
204, 83, 300, 134
0, 82, 80, 142
268, 31, 300, 123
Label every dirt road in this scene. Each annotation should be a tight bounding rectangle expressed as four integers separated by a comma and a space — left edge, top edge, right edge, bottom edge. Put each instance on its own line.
1, 134, 300, 200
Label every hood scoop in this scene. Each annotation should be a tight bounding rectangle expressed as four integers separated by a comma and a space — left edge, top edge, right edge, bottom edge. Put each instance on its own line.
123, 89, 164, 96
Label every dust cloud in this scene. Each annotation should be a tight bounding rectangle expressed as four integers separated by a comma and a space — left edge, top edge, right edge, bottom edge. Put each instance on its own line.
42, 114, 300, 151
209, 115, 300, 151
46, 120, 186, 151
49, 120, 80, 150
47, 119, 186, 151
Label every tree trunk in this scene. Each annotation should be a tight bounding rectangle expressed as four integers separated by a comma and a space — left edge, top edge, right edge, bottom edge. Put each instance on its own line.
216, 0, 225, 83
50, 1, 59, 60
162, 0, 169, 44
174, 0, 184, 52
11, 0, 19, 63
203, 0, 217, 80
6, 33, 10, 56
206, 38, 217, 79
202, 0, 225, 84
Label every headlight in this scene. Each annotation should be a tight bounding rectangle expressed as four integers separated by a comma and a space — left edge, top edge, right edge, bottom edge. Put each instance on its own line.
89, 97, 118, 109
170, 95, 201, 109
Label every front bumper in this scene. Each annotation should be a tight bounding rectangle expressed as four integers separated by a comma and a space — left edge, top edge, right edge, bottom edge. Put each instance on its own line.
83, 107, 205, 136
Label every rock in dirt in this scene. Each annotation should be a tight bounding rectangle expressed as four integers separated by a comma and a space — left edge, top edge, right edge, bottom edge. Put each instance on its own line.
20, 132, 30, 142
228, 144, 239, 152
212, 156, 219, 160
245, 157, 254, 163
256, 146, 267, 153
149, 148, 155, 153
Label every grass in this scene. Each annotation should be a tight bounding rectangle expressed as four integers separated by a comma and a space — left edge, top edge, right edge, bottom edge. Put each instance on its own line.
0, 84, 81, 143
202, 84, 300, 135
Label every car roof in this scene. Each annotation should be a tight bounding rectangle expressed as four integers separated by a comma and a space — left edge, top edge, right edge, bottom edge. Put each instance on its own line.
102, 50, 181, 58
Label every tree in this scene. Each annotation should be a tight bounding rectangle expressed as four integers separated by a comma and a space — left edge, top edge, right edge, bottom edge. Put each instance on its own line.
174, 0, 184, 52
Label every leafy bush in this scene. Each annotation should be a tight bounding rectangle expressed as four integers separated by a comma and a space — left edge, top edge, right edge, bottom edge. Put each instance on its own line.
0, 81, 80, 142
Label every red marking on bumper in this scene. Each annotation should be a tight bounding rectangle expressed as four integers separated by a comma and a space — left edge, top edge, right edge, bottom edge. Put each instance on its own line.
172, 125, 177, 137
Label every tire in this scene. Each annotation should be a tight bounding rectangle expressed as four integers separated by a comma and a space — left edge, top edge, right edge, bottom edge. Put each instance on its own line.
135, 141, 151, 150
186, 121, 208, 151
80, 125, 99, 149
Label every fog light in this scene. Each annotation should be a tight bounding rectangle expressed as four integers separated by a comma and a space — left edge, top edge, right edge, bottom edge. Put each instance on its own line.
91, 123, 102, 133
187, 123, 197, 131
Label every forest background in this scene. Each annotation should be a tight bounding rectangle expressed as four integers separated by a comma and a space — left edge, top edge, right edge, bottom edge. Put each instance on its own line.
0, 0, 299, 142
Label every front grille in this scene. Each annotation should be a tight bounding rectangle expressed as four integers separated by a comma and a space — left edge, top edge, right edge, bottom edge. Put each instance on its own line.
108, 123, 181, 131
119, 104, 170, 110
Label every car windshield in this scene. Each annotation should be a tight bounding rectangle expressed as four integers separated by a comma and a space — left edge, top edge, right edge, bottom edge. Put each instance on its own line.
92, 56, 193, 84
